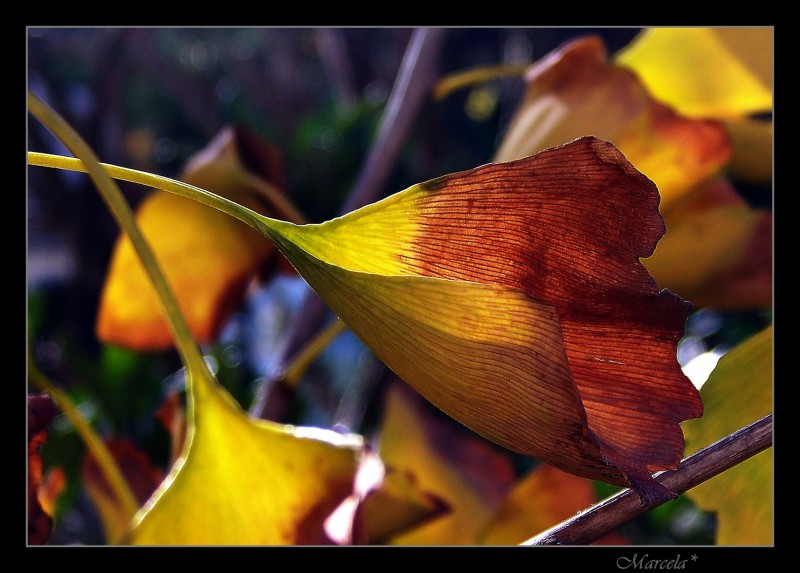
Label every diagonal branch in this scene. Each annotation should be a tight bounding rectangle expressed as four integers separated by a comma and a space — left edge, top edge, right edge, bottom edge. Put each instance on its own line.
522, 414, 773, 545
250, 27, 448, 420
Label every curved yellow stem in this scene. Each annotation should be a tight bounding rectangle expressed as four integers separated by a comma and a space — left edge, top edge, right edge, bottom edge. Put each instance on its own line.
432, 63, 530, 100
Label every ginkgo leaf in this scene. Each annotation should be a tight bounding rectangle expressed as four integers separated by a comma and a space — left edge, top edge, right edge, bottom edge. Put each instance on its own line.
376, 381, 517, 545
327, 449, 451, 545
492, 35, 770, 309
681, 327, 772, 546
351, 466, 450, 544
478, 463, 627, 545
646, 178, 772, 308
125, 369, 363, 545
257, 136, 702, 501
615, 27, 773, 119
96, 126, 291, 351
82, 438, 165, 543
493, 35, 731, 211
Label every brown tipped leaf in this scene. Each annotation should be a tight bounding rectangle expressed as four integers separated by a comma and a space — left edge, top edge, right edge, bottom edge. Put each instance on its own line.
263, 137, 702, 501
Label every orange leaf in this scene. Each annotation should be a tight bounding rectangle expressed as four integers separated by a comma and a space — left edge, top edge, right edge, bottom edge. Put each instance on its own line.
479, 464, 628, 545
398, 139, 702, 496
494, 35, 731, 211
96, 126, 292, 350
645, 178, 773, 308
37, 466, 67, 519
266, 137, 702, 501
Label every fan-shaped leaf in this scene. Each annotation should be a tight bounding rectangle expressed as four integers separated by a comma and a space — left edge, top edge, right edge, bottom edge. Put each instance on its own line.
493, 35, 731, 210
96, 126, 290, 350
125, 371, 362, 545
259, 137, 702, 500
615, 27, 773, 119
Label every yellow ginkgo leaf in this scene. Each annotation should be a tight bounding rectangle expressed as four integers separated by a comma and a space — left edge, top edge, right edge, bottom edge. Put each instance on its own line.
615, 27, 773, 119
377, 382, 517, 545
681, 326, 773, 546
125, 370, 363, 545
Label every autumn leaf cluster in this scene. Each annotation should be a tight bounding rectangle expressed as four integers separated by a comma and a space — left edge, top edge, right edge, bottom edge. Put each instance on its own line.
27, 28, 772, 546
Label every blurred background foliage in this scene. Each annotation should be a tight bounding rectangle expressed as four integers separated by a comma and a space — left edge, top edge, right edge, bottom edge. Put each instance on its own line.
27, 27, 770, 545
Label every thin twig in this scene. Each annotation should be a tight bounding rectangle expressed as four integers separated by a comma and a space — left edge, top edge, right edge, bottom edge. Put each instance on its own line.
250, 27, 448, 420
522, 414, 773, 545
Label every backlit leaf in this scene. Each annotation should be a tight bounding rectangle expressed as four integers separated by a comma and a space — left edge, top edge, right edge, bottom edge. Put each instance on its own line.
125, 370, 362, 545
377, 382, 516, 544
82, 438, 165, 543
28, 393, 59, 545
96, 126, 289, 350
646, 178, 772, 308
259, 136, 702, 500
494, 35, 731, 211
681, 327, 772, 545
615, 27, 773, 119
352, 466, 450, 544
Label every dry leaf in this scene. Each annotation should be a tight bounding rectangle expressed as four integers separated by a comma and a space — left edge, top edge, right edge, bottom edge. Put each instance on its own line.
263, 137, 702, 500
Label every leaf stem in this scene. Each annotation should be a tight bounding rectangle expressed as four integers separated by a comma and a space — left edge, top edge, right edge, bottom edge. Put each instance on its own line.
521, 414, 773, 545
250, 27, 449, 420
27, 151, 271, 231
28, 91, 216, 421
432, 62, 530, 100
281, 319, 348, 388
28, 355, 140, 534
